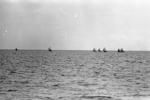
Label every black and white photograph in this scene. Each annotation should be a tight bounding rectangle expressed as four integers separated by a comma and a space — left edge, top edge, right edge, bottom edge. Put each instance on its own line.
0, 0, 150, 100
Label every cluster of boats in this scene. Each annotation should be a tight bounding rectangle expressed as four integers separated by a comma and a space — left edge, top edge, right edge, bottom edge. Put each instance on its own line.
93, 48, 107, 52
117, 48, 125, 52
92, 48, 125, 53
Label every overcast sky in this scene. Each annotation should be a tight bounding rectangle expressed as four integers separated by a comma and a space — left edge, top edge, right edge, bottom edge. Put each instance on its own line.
0, 0, 150, 50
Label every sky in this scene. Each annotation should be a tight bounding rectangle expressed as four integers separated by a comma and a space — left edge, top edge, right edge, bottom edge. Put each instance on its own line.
0, 0, 150, 50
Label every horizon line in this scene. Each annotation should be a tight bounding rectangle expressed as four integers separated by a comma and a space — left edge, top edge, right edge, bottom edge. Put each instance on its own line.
0, 49, 150, 51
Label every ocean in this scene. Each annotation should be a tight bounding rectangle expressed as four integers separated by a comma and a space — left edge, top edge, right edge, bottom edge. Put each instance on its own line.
0, 50, 150, 100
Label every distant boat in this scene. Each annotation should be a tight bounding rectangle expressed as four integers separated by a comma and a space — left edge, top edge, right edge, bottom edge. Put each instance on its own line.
98, 48, 101, 52
15, 48, 18, 51
117, 49, 121, 52
120, 48, 125, 52
103, 48, 107, 52
48, 48, 52, 52
92, 48, 96, 52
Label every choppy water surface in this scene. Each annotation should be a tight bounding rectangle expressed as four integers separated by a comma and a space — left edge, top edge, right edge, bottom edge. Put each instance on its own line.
0, 50, 150, 100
